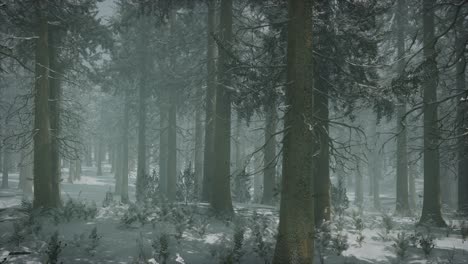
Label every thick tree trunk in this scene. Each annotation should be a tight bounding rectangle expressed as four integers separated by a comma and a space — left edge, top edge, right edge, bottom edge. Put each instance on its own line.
211, 0, 234, 215
395, 0, 410, 216
419, 0, 446, 227
456, 13, 468, 215
202, 0, 216, 203
49, 28, 62, 206
273, 0, 315, 262
121, 93, 130, 203
369, 115, 381, 210
262, 102, 277, 205
33, 1, 57, 208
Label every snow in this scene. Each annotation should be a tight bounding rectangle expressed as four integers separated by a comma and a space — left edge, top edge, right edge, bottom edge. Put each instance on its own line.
1, 164, 467, 263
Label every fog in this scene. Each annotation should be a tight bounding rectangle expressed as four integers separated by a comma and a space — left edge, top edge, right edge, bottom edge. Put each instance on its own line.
0, 0, 467, 263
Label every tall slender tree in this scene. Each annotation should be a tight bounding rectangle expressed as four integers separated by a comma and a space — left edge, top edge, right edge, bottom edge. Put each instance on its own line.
395, 0, 410, 216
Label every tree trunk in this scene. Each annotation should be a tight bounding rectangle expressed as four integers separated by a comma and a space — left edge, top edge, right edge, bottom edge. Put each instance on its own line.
33, 1, 57, 208
273, 0, 315, 262
159, 98, 168, 195
167, 89, 177, 201
419, 0, 446, 227
262, 102, 277, 205
19, 149, 33, 196
456, 13, 468, 215
97, 141, 103, 176
121, 92, 130, 203
166, 11, 178, 202
202, 0, 217, 203
369, 115, 381, 210
211, 0, 234, 216
49, 27, 62, 206
194, 107, 204, 198
115, 144, 122, 195
2, 148, 9, 189
68, 160, 74, 183
395, 0, 410, 216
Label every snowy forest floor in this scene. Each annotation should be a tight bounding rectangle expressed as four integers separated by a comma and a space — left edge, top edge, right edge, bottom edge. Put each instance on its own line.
0, 164, 467, 264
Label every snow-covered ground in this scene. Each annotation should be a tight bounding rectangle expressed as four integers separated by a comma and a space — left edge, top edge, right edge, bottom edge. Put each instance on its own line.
0, 164, 467, 263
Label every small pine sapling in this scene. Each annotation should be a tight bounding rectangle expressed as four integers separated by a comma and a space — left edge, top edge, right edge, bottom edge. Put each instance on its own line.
461, 221, 468, 243
418, 233, 435, 258
331, 233, 349, 256
45, 231, 66, 264
9, 222, 25, 247
152, 232, 170, 264
232, 221, 246, 263
315, 221, 332, 264
85, 226, 102, 256
392, 232, 410, 261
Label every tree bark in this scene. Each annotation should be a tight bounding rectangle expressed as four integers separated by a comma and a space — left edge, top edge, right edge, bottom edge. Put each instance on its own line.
262, 102, 277, 205
1, 147, 9, 189
456, 12, 468, 215
167, 89, 177, 201
395, 0, 410, 216
49, 27, 62, 206
33, 1, 57, 208
202, 0, 217, 203
273, 0, 315, 262
121, 92, 130, 203
97, 141, 103, 176
211, 0, 234, 215
419, 0, 446, 227
136, 17, 149, 202
115, 144, 122, 194
194, 107, 204, 198
159, 97, 168, 195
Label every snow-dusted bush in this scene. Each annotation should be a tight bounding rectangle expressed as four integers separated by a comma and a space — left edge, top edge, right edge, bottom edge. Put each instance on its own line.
315, 221, 332, 264
461, 221, 468, 243
152, 232, 170, 264
44, 231, 66, 264
9, 222, 25, 247
419, 233, 436, 258
102, 189, 114, 207
331, 177, 349, 217
392, 232, 410, 261
191, 215, 209, 238
176, 164, 197, 203
331, 233, 349, 256
250, 211, 273, 263
85, 226, 102, 256
381, 213, 394, 234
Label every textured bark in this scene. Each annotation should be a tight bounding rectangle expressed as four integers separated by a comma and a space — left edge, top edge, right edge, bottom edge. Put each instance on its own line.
202, 0, 216, 203
121, 93, 130, 203
49, 27, 62, 206
68, 160, 74, 183
419, 0, 446, 227
313, 0, 332, 226
136, 18, 149, 202
19, 149, 33, 195
166, 11, 177, 202
33, 1, 57, 208
368, 115, 381, 210
456, 13, 468, 214
114, 145, 122, 195
273, 0, 315, 262
211, 0, 234, 215
167, 89, 177, 201
159, 98, 168, 195
262, 102, 277, 205
1, 148, 9, 189
97, 141, 103, 176
194, 108, 204, 198
395, 0, 410, 216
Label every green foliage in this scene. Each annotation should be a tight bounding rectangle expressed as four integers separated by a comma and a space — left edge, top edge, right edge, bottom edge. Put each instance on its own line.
419, 233, 435, 258
331, 233, 349, 256
85, 226, 102, 256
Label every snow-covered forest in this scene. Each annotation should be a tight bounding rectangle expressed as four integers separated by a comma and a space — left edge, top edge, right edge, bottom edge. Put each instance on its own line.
0, 0, 467, 263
